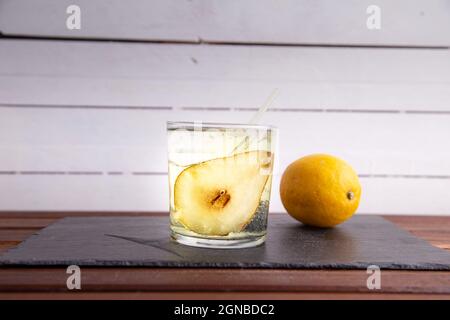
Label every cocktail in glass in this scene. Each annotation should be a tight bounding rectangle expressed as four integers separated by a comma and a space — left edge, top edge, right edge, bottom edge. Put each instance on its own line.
167, 121, 276, 249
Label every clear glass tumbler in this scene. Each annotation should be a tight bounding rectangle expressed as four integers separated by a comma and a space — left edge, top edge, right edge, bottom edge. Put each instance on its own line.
167, 121, 276, 249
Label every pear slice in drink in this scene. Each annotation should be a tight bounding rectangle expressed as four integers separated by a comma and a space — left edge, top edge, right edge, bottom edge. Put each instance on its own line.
173, 151, 273, 236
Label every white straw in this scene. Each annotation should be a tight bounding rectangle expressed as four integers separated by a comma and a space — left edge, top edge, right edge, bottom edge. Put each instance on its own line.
248, 88, 279, 124
231, 88, 279, 154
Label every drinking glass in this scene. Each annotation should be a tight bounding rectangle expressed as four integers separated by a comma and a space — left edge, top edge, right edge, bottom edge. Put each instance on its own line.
167, 121, 277, 249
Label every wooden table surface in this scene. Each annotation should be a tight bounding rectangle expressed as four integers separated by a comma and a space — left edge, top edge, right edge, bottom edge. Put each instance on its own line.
0, 212, 450, 300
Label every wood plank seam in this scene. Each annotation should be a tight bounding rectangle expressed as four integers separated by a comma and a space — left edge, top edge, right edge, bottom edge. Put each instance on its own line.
0, 35, 449, 50
2, 172, 450, 180
3, 103, 450, 114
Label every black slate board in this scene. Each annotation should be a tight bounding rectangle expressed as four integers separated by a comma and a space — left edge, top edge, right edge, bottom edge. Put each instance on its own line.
1, 215, 450, 270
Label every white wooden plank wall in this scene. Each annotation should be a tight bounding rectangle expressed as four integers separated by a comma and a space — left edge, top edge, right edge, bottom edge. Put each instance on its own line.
0, 1, 449, 214
1, 0, 450, 46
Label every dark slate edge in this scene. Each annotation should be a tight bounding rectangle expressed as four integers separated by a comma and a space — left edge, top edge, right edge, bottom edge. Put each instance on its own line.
0, 224, 54, 258
1, 259, 450, 270
0, 217, 75, 258
2, 216, 450, 270
378, 217, 450, 252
